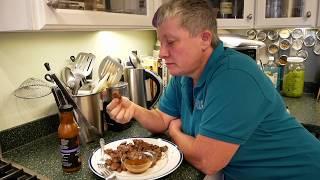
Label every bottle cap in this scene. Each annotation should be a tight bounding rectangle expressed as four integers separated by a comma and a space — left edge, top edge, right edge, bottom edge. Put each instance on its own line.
287, 57, 304, 63
59, 104, 73, 112
268, 56, 274, 61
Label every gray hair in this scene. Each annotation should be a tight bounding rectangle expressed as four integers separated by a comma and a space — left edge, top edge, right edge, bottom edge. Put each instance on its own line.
152, 0, 219, 48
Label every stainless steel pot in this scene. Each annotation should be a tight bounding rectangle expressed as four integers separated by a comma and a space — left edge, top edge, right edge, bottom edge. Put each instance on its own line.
73, 90, 105, 136
74, 81, 130, 133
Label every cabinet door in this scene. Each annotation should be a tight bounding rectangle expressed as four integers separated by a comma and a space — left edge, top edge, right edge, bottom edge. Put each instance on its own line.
0, 0, 155, 31
255, 0, 317, 28
214, 0, 255, 29
317, 0, 320, 27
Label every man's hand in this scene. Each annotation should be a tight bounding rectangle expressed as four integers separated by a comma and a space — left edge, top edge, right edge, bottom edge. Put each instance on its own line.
106, 96, 136, 124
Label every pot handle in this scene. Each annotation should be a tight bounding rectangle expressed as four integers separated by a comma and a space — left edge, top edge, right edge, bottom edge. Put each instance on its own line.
144, 69, 163, 109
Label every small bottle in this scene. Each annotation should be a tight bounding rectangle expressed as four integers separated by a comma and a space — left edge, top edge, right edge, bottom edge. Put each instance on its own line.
264, 56, 279, 89
58, 104, 81, 173
219, 0, 233, 18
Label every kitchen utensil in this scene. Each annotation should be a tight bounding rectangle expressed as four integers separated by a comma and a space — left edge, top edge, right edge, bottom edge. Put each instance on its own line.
44, 62, 100, 143
73, 89, 106, 136
124, 67, 163, 109
279, 29, 291, 39
303, 35, 316, 47
291, 28, 303, 39
267, 30, 279, 41
93, 56, 123, 93
246, 29, 257, 40
98, 56, 121, 79
292, 39, 303, 50
14, 78, 53, 99
72, 52, 96, 77
61, 66, 75, 89
268, 44, 279, 55
279, 39, 291, 50
296, 49, 308, 61
129, 51, 143, 69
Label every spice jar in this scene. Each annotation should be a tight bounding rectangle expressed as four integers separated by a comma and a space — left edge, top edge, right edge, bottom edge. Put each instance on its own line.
282, 57, 305, 97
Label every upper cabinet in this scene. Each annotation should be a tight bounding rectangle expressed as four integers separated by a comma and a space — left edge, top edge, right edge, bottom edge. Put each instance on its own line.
0, 0, 157, 31
255, 0, 318, 28
317, 0, 320, 27
209, 0, 255, 29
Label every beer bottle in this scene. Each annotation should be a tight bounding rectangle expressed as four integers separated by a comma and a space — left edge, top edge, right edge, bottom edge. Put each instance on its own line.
58, 104, 81, 173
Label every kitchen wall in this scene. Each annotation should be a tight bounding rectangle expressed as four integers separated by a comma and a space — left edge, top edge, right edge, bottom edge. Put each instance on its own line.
0, 30, 156, 131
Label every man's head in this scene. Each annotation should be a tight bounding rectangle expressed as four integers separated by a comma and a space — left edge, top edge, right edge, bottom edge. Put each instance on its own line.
152, 0, 219, 48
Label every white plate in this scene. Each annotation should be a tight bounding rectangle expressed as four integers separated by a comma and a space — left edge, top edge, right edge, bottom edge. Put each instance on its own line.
89, 138, 183, 180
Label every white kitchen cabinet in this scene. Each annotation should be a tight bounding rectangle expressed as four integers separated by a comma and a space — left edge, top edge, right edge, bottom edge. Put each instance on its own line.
153, 0, 255, 29
216, 0, 255, 29
255, 0, 318, 28
0, 0, 157, 31
317, 0, 320, 27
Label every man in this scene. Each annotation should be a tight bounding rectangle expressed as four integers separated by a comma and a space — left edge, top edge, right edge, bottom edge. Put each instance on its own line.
107, 0, 320, 179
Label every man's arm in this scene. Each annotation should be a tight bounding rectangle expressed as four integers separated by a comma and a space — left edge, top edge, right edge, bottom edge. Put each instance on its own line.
107, 97, 177, 133
169, 119, 239, 175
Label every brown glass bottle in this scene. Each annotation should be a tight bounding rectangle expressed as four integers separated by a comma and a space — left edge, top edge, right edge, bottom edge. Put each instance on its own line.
58, 104, 81, 173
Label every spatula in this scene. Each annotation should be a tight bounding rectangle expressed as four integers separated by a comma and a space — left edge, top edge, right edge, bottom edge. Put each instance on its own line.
92, 56, 123, 93
72, 52, 96, 77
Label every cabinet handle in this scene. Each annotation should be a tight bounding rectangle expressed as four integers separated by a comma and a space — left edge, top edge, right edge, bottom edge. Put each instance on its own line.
47, 0, 59, 8
306, 11, 311, 18
246, 14, 253, 20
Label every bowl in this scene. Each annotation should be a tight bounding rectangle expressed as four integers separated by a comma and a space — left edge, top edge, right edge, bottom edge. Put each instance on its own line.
121, 151, 154, 174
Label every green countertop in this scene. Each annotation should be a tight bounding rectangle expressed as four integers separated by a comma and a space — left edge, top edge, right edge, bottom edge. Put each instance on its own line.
283, 94, 320, 126
3, 122, 205, 180
2, 94, 320, 180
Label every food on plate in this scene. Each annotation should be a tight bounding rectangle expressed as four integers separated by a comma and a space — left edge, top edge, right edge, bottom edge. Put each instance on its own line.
104, 139, 168, 173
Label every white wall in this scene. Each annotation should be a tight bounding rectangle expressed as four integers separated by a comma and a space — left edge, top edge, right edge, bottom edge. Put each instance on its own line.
0, 30, 156, 131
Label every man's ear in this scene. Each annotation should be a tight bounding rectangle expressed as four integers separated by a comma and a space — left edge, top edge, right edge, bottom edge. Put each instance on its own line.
200, 30, 212, 50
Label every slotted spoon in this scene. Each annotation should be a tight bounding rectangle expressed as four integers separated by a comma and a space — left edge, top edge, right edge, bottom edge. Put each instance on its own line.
92, 56, 123, 93
71, 52, 96, 77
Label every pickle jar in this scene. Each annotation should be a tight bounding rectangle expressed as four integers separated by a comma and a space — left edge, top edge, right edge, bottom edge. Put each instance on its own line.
282, 57, 305, 97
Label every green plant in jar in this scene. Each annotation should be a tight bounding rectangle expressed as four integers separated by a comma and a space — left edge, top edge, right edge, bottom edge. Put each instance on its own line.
282, 57, 305, 97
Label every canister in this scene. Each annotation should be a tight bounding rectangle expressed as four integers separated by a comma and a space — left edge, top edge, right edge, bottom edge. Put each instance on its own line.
282, 57, 305, 97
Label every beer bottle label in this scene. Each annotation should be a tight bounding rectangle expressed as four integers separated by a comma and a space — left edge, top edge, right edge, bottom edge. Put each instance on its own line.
60, 136, 81, 169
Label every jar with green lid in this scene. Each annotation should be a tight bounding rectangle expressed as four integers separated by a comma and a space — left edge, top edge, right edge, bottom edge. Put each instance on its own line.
282, 57, 305, 97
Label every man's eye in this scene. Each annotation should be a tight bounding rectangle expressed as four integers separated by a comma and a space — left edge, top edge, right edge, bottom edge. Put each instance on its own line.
167, 40, 175, 45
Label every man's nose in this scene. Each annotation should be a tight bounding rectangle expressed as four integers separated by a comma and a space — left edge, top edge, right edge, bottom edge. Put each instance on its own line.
159, 45, 168, 59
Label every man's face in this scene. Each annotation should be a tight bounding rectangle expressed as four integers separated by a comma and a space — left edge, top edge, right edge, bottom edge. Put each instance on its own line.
157, 17, 205, 77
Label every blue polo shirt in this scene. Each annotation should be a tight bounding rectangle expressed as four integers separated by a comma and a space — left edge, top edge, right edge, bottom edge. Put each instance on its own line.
158, 41, 320, 180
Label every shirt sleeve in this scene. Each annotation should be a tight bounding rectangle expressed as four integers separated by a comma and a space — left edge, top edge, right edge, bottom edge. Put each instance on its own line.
199, 69, 268, 145
158, 77, 181, 118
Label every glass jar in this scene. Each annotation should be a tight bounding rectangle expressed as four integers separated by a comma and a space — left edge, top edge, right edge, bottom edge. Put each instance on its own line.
282, 57, 305, 97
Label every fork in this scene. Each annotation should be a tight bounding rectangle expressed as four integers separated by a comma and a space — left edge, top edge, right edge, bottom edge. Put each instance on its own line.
97, 138, 116, 179
99, 165, 116, 180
